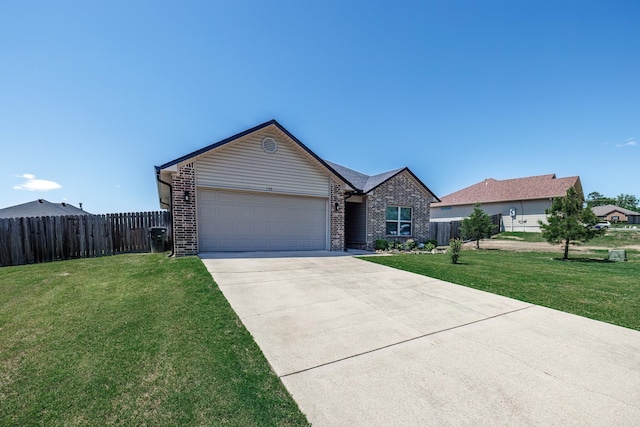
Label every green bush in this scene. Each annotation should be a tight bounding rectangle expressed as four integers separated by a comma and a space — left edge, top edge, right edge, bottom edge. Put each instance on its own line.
404, 239, 417, 250
448, 238, 463, 264
424, 242, 436, 252
374, 239, 389, 250
425, 239, 438, 247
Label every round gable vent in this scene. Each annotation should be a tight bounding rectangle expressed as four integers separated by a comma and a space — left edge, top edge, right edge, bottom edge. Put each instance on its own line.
262, 137, 278, 153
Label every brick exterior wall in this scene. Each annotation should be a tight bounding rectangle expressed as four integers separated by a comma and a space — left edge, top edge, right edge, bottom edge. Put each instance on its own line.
330, 178, 346, 251
365, 172, 432, 250
170, 163, 432, 254
171, 162, 197, 256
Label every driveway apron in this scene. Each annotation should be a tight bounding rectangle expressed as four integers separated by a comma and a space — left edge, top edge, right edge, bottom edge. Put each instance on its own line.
200, 251, 640, 426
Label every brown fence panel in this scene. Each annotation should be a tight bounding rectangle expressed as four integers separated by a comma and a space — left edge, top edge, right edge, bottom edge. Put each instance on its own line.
19, 218, 29, 265
429, 213, 502, 246
0, 211, 171, 267
0, 219, 10, 266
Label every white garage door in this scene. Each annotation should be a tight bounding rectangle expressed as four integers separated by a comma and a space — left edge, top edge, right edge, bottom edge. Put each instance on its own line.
198, 189, 328, 251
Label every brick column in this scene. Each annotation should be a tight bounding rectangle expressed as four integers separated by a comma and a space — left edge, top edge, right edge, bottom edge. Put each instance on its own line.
171, 162, 197, 256
330, 179, 345, 251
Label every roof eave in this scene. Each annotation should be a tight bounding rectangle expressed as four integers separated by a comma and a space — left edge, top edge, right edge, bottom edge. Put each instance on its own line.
272, 123, 357, 190
434, 194, 568, 207
157, 120, 279, 170
156, 119, 357, 191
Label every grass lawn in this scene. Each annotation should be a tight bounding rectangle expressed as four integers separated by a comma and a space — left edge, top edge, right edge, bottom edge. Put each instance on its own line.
586, 228, 640, 248
0, 254, 309, 426
364, 250, 640, 331
493, 229, 640, 248
491, 231, 547, 243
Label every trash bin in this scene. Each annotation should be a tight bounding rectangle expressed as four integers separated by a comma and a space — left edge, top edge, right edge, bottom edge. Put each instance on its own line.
149, 227, 167, 253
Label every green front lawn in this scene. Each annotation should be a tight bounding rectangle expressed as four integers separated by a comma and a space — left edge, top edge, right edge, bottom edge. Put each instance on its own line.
364, 250, 640, 331
0, 254, 309, 426
587, 228, 640, 248
493, 230, 640, 248
491, 231, 546, 242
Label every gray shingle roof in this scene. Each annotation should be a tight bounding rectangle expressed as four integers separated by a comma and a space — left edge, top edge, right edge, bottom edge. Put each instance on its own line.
0, 199, 90, 219
325, 161, 408, 193
592, 204, 640, 217
364, 169, 406, 193
324, 161, 370, 191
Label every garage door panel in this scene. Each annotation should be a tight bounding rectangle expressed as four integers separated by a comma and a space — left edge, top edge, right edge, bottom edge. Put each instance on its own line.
198, 189, 327, 251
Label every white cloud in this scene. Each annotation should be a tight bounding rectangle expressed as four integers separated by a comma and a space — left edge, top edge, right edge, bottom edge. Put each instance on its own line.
616, 139, 637, 148
13, 174, 62, 191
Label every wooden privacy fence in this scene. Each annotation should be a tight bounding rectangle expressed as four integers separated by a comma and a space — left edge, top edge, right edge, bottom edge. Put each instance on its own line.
429, 214, 502, 246
0, 211, 171, 267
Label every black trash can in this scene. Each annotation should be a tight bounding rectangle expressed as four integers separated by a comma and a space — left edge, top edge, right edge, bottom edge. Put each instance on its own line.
149, 227, 167, 253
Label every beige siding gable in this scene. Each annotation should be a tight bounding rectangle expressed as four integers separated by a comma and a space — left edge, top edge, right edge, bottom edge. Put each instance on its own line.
195, 127, 331, 197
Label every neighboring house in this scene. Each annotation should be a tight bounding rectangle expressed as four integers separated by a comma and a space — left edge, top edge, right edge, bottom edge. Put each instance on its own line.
0, 199, 89, 219
592, 204, 640, 224
155, 119, 439, 255
431, 174, 582, 232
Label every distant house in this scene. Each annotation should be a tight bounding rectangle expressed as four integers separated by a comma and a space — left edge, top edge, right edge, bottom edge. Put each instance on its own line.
0, 199, 89, 219
431, 174, 582, 232
592, 204, 640, 224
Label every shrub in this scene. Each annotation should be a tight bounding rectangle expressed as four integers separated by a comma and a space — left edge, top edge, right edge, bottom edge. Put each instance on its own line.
448, 238, 463, 264
404, 239, 417, 250
424, 242, 436, 252
374, 239, 389, 250
425, 239, 438, 247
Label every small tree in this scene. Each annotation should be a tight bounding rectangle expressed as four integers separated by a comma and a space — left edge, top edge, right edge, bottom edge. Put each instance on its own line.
460, 204, 496, 249
539, 187, 605, 260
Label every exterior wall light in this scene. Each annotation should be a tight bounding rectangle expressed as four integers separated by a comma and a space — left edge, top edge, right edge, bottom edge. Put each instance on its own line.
184, 191, 190, 202
335, 202, 340, 211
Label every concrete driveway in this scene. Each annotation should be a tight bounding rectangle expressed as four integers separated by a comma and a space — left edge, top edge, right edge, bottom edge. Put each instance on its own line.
200, 251, 640, 426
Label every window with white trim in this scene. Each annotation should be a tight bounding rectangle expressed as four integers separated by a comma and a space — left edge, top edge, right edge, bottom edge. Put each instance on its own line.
386, 206, 412, 236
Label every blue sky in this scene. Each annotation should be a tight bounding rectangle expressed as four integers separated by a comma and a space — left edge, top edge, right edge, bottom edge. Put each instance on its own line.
1, 0, 638, 214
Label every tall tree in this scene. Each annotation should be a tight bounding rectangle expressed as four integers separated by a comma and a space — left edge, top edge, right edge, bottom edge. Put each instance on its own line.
539, 187, 605, 260
586, 191, 615, 208
460, 204, 496, 249
585, 191, 638, 210
615, 194, 639, 211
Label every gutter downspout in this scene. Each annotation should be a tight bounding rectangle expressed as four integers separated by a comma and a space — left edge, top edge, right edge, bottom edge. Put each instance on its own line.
156, 169, 175, 257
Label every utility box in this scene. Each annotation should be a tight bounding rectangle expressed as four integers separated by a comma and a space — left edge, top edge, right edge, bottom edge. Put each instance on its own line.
149, 227, 167, 253
608, 249, 627, 262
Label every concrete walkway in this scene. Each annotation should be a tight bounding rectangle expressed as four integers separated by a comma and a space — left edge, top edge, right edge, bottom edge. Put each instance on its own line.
200, 251, 640, 426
